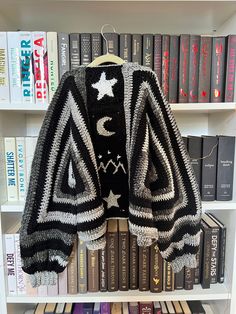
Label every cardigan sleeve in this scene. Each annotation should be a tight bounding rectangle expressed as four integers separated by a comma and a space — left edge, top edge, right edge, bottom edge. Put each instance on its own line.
145, 69, 202, 273
20, 71, 106, 287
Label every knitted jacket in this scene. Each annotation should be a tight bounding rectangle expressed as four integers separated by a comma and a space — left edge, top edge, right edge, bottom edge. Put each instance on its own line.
20, 62, 202, 287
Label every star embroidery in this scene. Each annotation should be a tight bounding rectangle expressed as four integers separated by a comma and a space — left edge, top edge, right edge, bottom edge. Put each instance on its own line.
98, 154, 102, 159
103, 190, 121, 209
92, 72, 117, 100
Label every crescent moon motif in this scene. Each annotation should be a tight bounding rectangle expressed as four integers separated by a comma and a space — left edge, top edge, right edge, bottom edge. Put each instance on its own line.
96, 116, 115, 137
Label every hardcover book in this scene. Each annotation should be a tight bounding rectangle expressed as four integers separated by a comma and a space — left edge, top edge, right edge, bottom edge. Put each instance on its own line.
58, 32, 70, 78
102, 32, 119, 55
118, 219, 129, 291
81, 33, 92, 65
163, 260, 174, 291
0, 32, 10, 103
160, 302, 168, 314
169, 35, 179, 103
143, 34, 153, 69
172, 301, 184, 314
150, 243, 163, 292
132, 34, 142, 64
44, 303, 57, 314
93, 303, 101, 314
100, 302, 110, 314
188, 35, 200, 102
87, 249, 99, 292
179, 34, 190, 103
120, 34, 132, 62
58, 269, 67, 295
187, 136, 202, 191
201, 220, 212, 289
129, 233, 138, 289
107, 219, 119, 291
154, 34, 162, 85
78, 238, 87, 293
153, 302, 162, 314
179, 301, 191, 314
139, 245, 150, 291
225, 35, 236, 101
111, 303, 122, 314
122, 302, 129, 314
47, 32, 59, 101
129, 302, 139, 314
139, 302, 153, 314
162, 34, 170, 101
15, 233, 26, 294
194, 228, 203, 284
34, 304, 46, 314
67, 239, 78, 294
99, 240, 107, 292
165, 301, 175, 314
184, 267, 194, 290
91, 33, 102, 61
187, 301, 206, 314
4, 137, 18, 201
174, 268, 184, 290
83, 303, 94, 314
70, 33, 80, 70
16, 137, 26, 201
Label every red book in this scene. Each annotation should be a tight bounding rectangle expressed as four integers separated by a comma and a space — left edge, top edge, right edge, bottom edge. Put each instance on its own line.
162, 35, 170, 101
179, 34, 190, 103
139, 302, 153, 314
225, 35, 236, 102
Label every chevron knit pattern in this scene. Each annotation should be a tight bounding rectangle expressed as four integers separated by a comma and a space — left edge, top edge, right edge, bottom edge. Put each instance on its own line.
20, 62, 202, 287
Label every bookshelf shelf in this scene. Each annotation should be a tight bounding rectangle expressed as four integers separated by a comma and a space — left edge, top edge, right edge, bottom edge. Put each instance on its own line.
6, 283, 231, 303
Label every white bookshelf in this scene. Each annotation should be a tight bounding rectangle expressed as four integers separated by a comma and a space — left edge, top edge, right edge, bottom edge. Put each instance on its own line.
1, 1, 236, 314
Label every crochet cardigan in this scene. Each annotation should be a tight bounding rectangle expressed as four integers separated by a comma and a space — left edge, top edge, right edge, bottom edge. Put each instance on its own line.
20, 62, 202, 287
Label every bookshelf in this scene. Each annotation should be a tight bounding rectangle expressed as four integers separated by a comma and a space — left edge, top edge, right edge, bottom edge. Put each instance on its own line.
1, 1, 236, 314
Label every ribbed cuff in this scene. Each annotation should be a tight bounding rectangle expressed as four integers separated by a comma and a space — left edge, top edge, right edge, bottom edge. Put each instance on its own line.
29, 271, 58, 288
86, 235, 106, 250
128, 221, 158, 247
170, 253, 198, 273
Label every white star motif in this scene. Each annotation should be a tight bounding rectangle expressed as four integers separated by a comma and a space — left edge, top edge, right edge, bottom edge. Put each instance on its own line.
103, 190, 121, 209
98, 154, 102, 159
107, 150, 111, 154
117, 155, 121, 160
92, 72, 117, 100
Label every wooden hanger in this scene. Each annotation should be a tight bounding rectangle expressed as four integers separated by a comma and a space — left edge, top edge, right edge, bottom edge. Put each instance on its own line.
87, 24, 125, 67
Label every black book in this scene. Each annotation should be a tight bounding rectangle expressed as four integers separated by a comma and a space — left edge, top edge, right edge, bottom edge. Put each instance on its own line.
142, 34, 153, 69
188, 35, 200, 103
129, 234, 138, 289
200, 221, 212, 289
187, 136, 202, 189
91, 33, 102, 61
58, 32, 70, 79
216, 135, 235, 201
154, 34, 162, 85
169, 35, 179, 103
201, 136, 218, 201
69, 33, 80, 70
174, 268, 184, 290
132, 34, 142, 64
103, 32, 119, 55
211, 36, 226, 102
139, 246, 150, 291
120, 34, 132, 62
184, 267, 194, 290
80, 33, 91, 65
194, 229, 203, 284
225, 35, 236, 102
187, 301, 206, 314
179, 34, 190, 103
162, 34, 170, 101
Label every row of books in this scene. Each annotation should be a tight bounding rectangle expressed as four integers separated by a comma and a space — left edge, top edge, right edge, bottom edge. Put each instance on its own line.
0, 31, 236, 105
5, 213, 226, 296
182, 135, 235, 201
25, 301, 213, 314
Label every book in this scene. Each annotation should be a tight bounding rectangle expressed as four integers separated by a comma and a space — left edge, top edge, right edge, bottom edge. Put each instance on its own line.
58, 269, 68, 295
225, 35, 236, 101
179, 301, 191, 314
100, 302, 110, 314
201, 136, 218, 201
102, 32, 119, 55
172, 301, 184, 314
47, 32, 59, 101
201, 220, 212, 289
153, 302, 162, 314
162, 34, 170, 101
175, 268, 184, 289
139, 245, 150, 291
120, 34, 132, 62
81, 33, 92, 65
19, 31, 34, 103
67, 239, 78, 294
143, 34, 153, 69
37, 285, 47, 296
16, 137, 26, 201
202, 304, 214, 314
163, 260, 174, 291
122, 302, 129, 314
64, 303, 73, 314
118, 219, 129, 291
169, 35, 179, 103
47, 275, 58, 296
111, 303, 121, 314
132, 34, 142, 64
99, 240, 107, 292
58, 32, 70, 79
189, 35, 200, 102
87, 249, 99, 292
107, 219, 119, 291
93, 303, 101, 314
187, 301, 206, 314
198, 36, 212, 103
34, 304, 46, 314
165, 301, 175, 314
73, 304, 83, 314
83, 303, 94, 314
139, 302, 153, 314
32, 31, 48, 103
44, 303, 57, 314
150, 242, 163, 292
78, 238, 87, 293
129, 233, 138, 289
4, 137, 18, 201
211, 36, 226, 102
160, 302, 168, 314
15, 233, 26, 294
194, 228, 203, 284
91, 33, 102, 61
0, 32, 10, 103
55, 303, 65, 314
179, 34, 190, 103
129, 302, 139, 314
216, 135, 235, 200
154, 34, 162, 85
7, 32, 21, 103
25, 137, 37, 190
187, 136, 202, 189
69, 33, 80, 70
184, 267, 194, 290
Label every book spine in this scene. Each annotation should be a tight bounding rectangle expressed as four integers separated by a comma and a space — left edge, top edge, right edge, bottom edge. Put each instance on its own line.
132, 34, 142, 64
164, 261, 174, 291
188, 35, 200, 102
37, 284, 47, 296
211, 36, 226, 102
216, 136, 235, 201
4, 137, 18, 201
187, 136, 202, 189
81, 33, 92, 65
120, 34, 132, 62
91, 33, 102, 61
5, 233, 17, 295
201, 136, 218, 201
194, 229, 203, 284
150, 243, 163, 292
129, 303, 139, 314
198, 36, 212, 103
169, 35, 179, 103
179, 34, 190, 103
87, 249, 99, 292
47, 275, 58, 295
103, 32, 119, 55
143, 34, 153, 69
25, 137, 37, 190
201, 224, 211, 289
7, 32, 21, 103
225, 35, 236, 101
67, 240, 78, 294
58, 33, 70, 79
119, 228, 129, 291
174, 268, 184, 289
129, 234, 138, 290
32, 31, 48, 104
184, 267, 194, 290
58, 269, 68, 295
19, 31, 34, 103
0, 32, 10, 103
139, 246, 150, 291
78, 238, 87, 293
107, 227, 119, 291
162, 35, 170, 101
218, 226, 226, 283
154, 34, 162, 85
47, 32, 59, 102
210, 227, 220, 284
99, 243, 107, 292
69, 33, 80, 70
25, 273, 38, 296
139, 303, 153, 314
16, 137, 26, 201
100, 302, 111, 314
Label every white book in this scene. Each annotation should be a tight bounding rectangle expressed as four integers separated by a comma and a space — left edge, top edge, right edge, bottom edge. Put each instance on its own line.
7, 32, 22, 103
37, 285, 47, 296
47, 32, 59, 102
47, 274, 58, 296
19, 31, 34, 103
24, 273, 38, 296
122, 302, 129, 314
202, 304, 214, 314
0, 32, 10, 103
165, 301, 175, 314
14, 233, 26, 294
4, 137, 18, 201
58, 268, 68, 295
16, 137, 26, 201
55, 303, 65, 314
32, 31, 48, 104
25, 137, 37, 190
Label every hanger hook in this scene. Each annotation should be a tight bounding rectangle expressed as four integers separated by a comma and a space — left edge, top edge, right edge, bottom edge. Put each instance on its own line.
101, 23, 117, 55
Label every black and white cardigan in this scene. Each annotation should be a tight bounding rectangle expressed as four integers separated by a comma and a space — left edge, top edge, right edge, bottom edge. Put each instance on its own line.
20, 62, 202, 287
